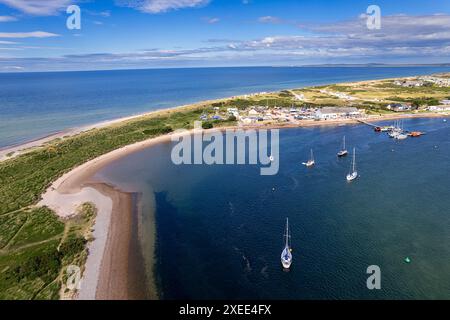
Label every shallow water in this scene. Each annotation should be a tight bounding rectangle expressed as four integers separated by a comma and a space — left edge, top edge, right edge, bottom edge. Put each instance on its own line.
97, 117, 450, 299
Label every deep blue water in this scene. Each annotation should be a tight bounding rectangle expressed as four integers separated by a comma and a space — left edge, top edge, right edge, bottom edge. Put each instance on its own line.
2, 66, 450, 148
97, 117, 450, 299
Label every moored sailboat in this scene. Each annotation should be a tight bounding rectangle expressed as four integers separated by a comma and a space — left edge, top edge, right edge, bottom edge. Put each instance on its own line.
346, 148, 358, 182
337, 136, 348, 157
281, 218, 293, 269
303, 149, 315, 167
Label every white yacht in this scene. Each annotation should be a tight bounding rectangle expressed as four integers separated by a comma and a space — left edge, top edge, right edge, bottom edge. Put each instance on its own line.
346, 148, 358, 182
303, 149, 315, 167
281, 218, 293, 269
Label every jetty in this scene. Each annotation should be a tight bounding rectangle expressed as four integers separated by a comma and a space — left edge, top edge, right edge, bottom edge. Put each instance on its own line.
357, 119, 378, 128
357, 119, 425, 136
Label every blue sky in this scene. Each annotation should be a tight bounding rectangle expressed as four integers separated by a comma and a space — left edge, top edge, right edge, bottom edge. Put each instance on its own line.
0, 0, 450, 71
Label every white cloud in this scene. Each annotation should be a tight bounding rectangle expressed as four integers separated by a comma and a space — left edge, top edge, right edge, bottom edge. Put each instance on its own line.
0, 0, 73, 16
85, 10, 112, 17
258, 16, 282, 24
0, 15, 17, 22
116, 0, 210, 14
0, 31, 60, 38
2, 65, 25, 71
2, 13, 450, 71
203, 17, 220, 24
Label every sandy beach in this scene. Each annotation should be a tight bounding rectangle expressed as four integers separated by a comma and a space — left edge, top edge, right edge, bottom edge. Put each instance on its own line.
0, 97, 226, 161
39, 129, 197, 300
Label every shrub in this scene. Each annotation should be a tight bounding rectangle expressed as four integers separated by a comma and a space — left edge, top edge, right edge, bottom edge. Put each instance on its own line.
202, 122, 214, 129
60, 237, 87, 258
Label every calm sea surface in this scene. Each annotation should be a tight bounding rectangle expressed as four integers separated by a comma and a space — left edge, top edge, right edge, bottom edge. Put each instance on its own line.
2, 66, 450, 148
97, 117, 450, 299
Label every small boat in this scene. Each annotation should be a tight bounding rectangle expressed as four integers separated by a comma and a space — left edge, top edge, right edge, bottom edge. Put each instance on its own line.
409, 131, 423, 137
396, 133, 408, 140
303, 149, 315, 167
337, 136, 348, 157
388, 131, 399, 138
388, 120, 403, 138
281, 218, 293, 269
374, 126, 381, 132
269, 155, 275, 162
346, 148, 358, 182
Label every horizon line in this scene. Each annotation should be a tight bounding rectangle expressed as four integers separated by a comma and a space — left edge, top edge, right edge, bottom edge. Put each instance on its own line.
1, 63, 450, 74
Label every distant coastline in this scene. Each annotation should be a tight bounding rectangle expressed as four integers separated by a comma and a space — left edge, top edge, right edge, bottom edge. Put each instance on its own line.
2, 65, 450, 149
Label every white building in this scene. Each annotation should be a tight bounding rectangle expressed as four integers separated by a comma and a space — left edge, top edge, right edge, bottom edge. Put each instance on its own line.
428, 105, 450, 112
315, 107, 361, 120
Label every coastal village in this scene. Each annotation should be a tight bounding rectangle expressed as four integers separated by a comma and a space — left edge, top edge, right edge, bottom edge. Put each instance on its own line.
199, 73, 450, 127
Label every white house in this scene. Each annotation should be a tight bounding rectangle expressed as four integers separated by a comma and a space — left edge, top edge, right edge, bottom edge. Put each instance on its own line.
315, 107, 361, 120
428, 105, 450, 112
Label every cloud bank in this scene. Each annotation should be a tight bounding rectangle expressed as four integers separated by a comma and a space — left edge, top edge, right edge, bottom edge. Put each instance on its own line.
0, 0, 73, 16
2, 13, 450, 71
115, 0, 210, 14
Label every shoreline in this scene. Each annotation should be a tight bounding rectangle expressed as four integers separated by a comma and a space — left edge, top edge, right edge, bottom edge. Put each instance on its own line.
0, 97, 228, 161
1, 109, 447, 162
39, 129, 197, 300
37, 112, 449, 300
2, 69, 447, 161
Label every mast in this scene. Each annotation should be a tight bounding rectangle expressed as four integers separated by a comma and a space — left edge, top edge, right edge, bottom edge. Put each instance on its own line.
343, 136, 346, 150
285, 218, 290, 247
310, 149, 314, 162
352, 148, 356, 172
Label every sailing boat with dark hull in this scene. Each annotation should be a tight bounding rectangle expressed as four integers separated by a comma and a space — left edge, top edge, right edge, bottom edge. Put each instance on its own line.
337, 136, 348, 157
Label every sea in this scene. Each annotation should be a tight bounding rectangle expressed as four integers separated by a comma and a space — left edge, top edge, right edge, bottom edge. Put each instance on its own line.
2, 66, 450, 148
96, 117, 450, 299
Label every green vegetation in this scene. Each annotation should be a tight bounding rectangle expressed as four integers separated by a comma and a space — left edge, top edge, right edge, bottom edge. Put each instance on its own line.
0, 204, 97, 300
201, 122, 214, 129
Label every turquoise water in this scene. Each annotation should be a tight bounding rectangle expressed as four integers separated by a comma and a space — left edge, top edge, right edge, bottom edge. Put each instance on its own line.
2, 66, 450, 148
97, 117, 450, 299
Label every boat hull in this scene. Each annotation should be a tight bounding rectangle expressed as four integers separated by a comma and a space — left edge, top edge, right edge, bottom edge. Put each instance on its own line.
304, 160, 315, 167
281, 247, 292, 269
346, 171, 358, 182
